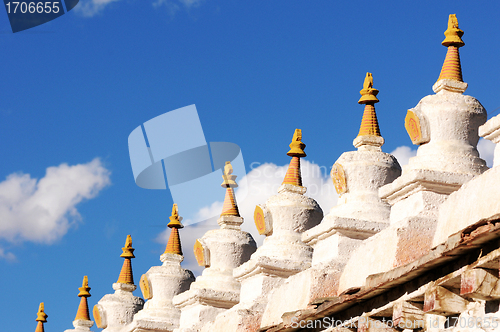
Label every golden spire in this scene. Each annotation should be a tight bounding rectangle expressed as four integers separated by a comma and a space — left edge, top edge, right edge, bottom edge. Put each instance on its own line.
442, 14, 464, 47
117, 235, 135, 284
282, 129, 306, 187
168, 203, 183, 228
358, 72, 379, 105
437, 14, 464, 83
220, 161, 240, 216
164, 203, 184, 255
35, 302, 47, 332
354, 73, 384, 149
286, 129, 306, 157
74, 276, 92, 321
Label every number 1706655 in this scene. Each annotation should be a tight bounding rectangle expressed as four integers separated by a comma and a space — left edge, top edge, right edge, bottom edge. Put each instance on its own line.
5, 2, 60, 14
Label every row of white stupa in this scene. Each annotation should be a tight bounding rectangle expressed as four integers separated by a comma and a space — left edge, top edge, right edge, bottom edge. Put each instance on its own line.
32, 14, 500, 332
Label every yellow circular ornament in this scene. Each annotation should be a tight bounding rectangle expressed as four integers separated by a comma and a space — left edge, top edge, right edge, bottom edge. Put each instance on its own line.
140, 274, 152, 300
93, 305, 106, 329
405, 110, 422, 144
254, 205, 266, 235
331, 163, 347, 195
193, 239, 205, 267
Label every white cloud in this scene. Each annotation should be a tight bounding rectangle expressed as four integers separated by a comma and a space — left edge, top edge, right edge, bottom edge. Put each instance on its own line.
153, 0, 204, 13
390, 145, 417, 168
185, 201, 223, 226
0, 158, 110, 246
0, 247, 16, 262
477, 138, 495, 168
74, 0, 203, 18
157, 160, 338, 275
74, 0, 119, 17
177, 0, 203, 6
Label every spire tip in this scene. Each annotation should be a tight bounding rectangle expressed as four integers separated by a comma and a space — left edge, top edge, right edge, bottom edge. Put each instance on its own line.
221, 161, 238, 188
36, 302, 47, 322
287, 129, 306, 157
220, 162, 240, 217
358, 72, 379, 104
168, 203, 184, 228
78, 276, 91, 297
442, 14, 464, 47
120, 234, 135, 258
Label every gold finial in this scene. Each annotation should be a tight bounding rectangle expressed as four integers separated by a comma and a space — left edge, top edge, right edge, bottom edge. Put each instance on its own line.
120, 234, 135, 258
357, 73, 381, 137
442, 14, 464, 47
221, 161, 238, 188
78, 276, 91, 297
220, 161, 240, 216
168, 203, 184, 228
434, 14, 467, 91
75, 276, 92, 321
35, 303, 47, 332
171, 203, 178, 218
36, 303, 48, 322
287, 129, 306, 157
282, 129, 305, 187
358, 72, 379, 104
164, 204, 183, 255
354, 73, 384, 149
117, 235, 135, 284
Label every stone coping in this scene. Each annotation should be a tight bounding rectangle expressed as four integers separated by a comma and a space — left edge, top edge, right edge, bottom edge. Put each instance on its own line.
217, 215, 244, 228
432, 78, 468, 93
479, 113, 500, 143
233, 256, 310, 280
379, 169, 474, 205
302, 215, 388, 244
129, 308, 181, 332
112, 282, 137, 293
160, 252, 183, 264
172, 287, 239, 309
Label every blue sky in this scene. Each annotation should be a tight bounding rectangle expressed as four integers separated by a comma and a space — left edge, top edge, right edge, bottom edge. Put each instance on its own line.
1, 1, 499, 331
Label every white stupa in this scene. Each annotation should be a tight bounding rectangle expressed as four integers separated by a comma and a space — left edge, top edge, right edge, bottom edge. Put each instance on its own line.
92, 235, 144, 332
210, 129, 323, 331
64, 276, 95, 332
130, 204, 195, 332
173, 162, 257, 332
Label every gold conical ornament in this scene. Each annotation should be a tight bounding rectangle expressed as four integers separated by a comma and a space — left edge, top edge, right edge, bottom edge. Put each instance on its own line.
117, 235, 135, 284
437, 14, 464, 82
164, 203, 184, 255
220, 161, 240, 217
433, 14, 468, 93
35, 302, 47, 332
74, 276, 92, 321
282, 129, 306, 187
358, 72, 379, 105
167, 203, 184, 228
353, 73, 384, 149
